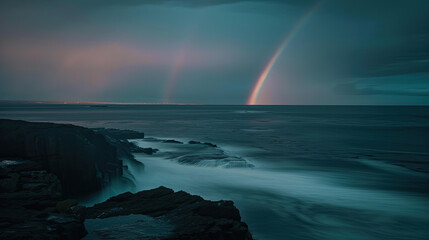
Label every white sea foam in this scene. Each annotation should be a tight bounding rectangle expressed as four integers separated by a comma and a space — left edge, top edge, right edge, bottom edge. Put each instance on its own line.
133, 153, 428, 217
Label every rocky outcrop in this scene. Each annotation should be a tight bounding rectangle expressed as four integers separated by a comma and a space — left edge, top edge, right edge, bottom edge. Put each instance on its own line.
1, 160, 253, 240
0, 119, 123, 197
93, 128, 147, 172
79, 186, 253, 240
0, 159, 86, 240
188, 140, 218, 148
0, 120, 254, 239
94, 128, 157, 156
163, 139, 183, 144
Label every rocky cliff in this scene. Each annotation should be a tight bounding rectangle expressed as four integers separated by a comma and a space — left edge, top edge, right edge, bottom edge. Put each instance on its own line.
0, 119, 254, 239
0, 119, 123, 197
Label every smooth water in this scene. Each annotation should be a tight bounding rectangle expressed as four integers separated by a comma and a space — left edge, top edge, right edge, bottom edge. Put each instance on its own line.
1, 104, 428, 240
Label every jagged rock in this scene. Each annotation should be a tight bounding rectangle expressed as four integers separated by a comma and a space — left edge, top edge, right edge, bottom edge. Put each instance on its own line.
204, 142, 218, 148
133, 147, 159, 155
92, 128, 148, 172
81, 186, 253, 240
0, 119, 122, 197
0, 159, 86, 240
188, 140, 218, 148
0, 120, 254, 240
162, 139, 183, 144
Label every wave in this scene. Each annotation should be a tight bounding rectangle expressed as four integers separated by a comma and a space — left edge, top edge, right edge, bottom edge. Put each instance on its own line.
130, 137, 255, 169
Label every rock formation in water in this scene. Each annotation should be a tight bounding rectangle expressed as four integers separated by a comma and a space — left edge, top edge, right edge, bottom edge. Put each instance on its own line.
79, 186, 253, 240
0, 159, 253, 240
163, 139, 184, 144
93, 128, 147, 171
189, 140, 218, 148
0, 119, 254, 239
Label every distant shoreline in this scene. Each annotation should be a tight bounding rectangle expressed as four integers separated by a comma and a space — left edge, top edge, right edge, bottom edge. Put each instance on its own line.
0, 100, 195, 105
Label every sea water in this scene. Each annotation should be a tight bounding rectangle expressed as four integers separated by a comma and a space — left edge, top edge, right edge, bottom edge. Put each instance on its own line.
1, 104, 428, 240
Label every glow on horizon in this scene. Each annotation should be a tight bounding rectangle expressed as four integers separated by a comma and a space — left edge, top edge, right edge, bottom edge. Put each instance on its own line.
247, 1, 323, 105
27, 101, 194, 105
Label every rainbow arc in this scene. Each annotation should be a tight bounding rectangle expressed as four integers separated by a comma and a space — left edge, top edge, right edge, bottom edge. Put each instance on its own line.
247, 1, 323, 105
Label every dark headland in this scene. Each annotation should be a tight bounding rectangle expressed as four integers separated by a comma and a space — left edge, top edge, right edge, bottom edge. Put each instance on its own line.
0, 119, 253, 240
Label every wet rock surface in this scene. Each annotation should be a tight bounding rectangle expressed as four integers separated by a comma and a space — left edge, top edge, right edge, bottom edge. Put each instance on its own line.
0, 160, 253, 240
80, 186, 253, 240
162, 139, 183, 144
83, 214, 174, 240
0, 159, 87, 240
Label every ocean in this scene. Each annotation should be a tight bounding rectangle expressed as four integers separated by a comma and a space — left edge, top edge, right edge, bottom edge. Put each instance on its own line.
1, 104, 428, 240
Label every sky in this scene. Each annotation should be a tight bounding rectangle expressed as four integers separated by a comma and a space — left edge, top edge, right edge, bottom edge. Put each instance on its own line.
0, 0, 428, 105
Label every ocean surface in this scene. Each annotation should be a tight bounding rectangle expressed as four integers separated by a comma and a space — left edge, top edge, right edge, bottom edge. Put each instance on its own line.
1, 104, 428, 240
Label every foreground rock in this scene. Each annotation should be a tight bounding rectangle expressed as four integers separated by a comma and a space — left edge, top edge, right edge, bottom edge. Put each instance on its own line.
0, 159, 86, 239
1, 159, 253, 240
0, 119, 123, 197
79, 186, 253, 240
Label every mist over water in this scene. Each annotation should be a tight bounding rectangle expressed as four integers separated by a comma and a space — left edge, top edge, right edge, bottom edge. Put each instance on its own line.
124, 139, 427, 240
1, 104, 428, 239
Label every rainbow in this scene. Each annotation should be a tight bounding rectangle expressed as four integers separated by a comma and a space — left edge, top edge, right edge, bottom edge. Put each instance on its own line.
247, 1, 323, 105
164, 49, 186, 103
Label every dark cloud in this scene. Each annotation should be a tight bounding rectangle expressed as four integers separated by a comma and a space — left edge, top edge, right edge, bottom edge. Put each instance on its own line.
0, 0, 315, 8
335, 81, 429, 97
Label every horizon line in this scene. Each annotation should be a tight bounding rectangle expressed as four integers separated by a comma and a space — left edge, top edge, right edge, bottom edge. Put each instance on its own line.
0, 100, 427, 106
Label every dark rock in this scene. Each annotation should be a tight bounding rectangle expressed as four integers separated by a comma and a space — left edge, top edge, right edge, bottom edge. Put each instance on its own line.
162, 139, 183, 144
109, 138, 157, 155
0, 172, 19, 192
0, 119, 123, 197
133, 147, 159, 155
83, 214, 174, 239
188, 140, 217, 148
0, 120, 254, 239
81, 186, 253, 240
92, 128, 147, 167
0, 159, 86, 240
56, 199, 78, 213
203, 142, 218, 148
